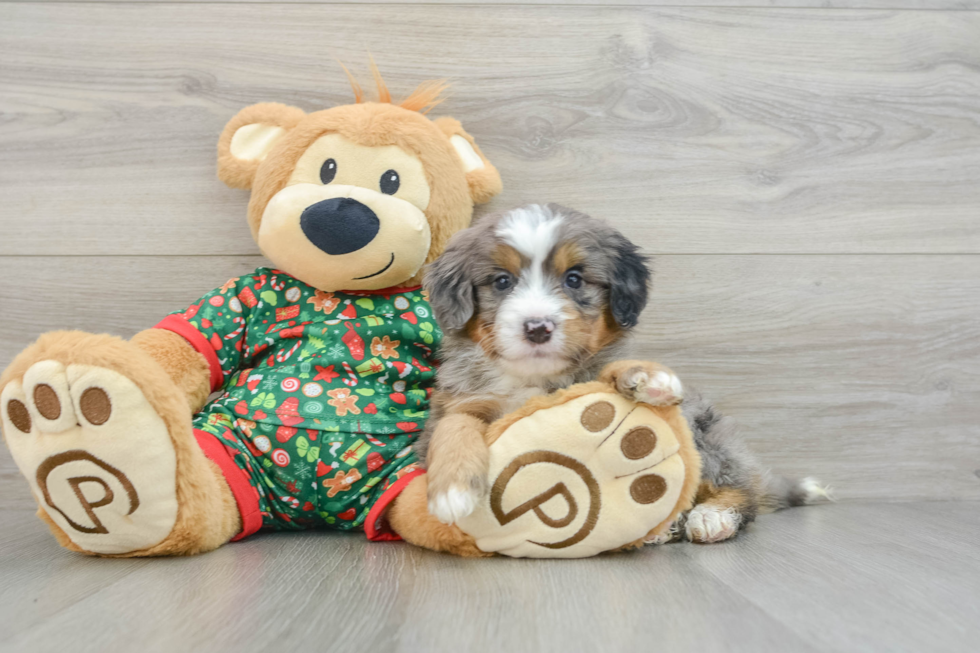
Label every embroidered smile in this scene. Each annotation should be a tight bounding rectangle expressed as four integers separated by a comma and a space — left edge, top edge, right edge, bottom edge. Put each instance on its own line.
353, 253, 395, 280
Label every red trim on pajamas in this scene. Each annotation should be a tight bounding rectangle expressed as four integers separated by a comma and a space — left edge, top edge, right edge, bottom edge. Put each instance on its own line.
154, 314, 224, 393
194, 429, 263, 541
340, 284, 422, 295
364, 468, 426, 542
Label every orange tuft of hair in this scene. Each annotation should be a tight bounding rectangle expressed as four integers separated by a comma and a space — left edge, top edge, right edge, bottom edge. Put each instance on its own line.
340, 60, 448, 115
339, 62, 365, 104
399, 79, 449, 114
369, 55, 392, 104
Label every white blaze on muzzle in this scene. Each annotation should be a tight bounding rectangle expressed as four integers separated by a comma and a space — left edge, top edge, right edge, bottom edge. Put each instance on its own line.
494, 208, 571, 370
259, 183, 431, 291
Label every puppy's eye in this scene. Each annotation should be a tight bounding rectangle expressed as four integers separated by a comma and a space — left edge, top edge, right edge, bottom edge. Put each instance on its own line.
320, 159, 337, 184
493, 274, 513, 292
380, 169, 400, 195
564, 271, 584, 290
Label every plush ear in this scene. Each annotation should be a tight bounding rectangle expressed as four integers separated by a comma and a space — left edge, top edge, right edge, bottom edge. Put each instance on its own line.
423, 227, 482, 331
217, 102, 307, 190
608, 236, 651, 329
433, 117, 502, 205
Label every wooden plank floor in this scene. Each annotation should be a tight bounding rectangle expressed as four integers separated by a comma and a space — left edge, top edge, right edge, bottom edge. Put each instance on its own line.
1, 1, 979, 650
0, 502, 977, 653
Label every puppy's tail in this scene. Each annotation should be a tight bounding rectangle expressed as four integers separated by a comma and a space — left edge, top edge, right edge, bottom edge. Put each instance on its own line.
758, 475, 834, 514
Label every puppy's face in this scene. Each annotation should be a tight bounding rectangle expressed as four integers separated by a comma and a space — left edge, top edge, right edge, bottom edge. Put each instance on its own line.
427, 204, 650, 379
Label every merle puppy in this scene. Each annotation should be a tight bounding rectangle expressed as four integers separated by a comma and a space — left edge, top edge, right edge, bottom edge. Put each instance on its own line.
417, 203, 825, 543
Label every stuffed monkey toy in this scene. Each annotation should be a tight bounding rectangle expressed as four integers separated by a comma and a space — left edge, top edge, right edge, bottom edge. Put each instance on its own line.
0, 72, 699, 558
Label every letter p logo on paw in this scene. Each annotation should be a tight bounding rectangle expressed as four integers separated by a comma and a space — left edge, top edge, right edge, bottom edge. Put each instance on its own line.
36, 450, 139, 535
457, 391, 696, 558
2, 361, 179, 555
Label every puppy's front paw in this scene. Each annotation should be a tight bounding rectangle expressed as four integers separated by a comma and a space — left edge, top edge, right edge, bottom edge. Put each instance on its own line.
427, 467, 487, 525
428, 486, 481, 525
615, 364, 683, 407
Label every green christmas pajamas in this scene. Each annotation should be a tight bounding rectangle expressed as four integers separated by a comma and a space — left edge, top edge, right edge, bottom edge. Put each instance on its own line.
154, 267, 440, 541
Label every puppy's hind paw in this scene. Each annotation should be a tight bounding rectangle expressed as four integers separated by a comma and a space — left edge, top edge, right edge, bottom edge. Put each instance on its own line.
685, 504, 741, 543
644, 518, 682, 545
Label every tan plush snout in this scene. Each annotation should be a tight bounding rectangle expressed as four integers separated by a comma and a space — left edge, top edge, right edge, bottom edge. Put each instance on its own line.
259, 184, 431, 291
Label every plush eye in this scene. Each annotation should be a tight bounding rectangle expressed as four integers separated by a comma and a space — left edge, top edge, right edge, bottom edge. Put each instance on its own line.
380, 169, 400, 195
564, 271, 584, 290
320, 158, 337, 184
493, 274, 513, 292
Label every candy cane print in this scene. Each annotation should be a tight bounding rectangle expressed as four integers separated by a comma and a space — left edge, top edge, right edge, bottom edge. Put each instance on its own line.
364, 433, 385, 447
224, 317, 246, 340
276, 340, 301, 363
270, 274, 286, 291
341, 361, 358, 387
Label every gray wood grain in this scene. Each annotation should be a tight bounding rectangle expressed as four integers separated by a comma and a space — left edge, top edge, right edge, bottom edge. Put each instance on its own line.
693, 502, 980, 652
1, 503, 978, 653
2, 4, 979, 255
0, 510, 145, 638
1, 254, 978, 509
11, 1, 980, 8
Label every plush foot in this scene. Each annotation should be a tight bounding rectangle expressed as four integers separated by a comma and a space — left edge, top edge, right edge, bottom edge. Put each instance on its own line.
685, 504, 741, 543
0, 333, 238, 556
456, 387, 699, 558
2, 360, 179, 554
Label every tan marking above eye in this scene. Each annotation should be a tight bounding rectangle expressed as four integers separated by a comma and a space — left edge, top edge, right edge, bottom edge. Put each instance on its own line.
580, 401, 615, 432
630, 474, 667, 504
7, 399, 32, 433
79, 387, 112, 425
33, 384, 61, 420
551, 242, 584, 276
492, 244, 523, 275
621, 426, 657, 460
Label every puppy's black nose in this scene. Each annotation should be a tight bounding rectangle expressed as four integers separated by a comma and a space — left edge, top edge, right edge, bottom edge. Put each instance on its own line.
300, 198, 380, 256
524, 319, 555, 344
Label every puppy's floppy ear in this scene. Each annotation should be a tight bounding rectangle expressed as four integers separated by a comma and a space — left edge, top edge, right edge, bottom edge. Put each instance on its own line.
432, 117, 502, 205
608, 236, 650, 329
217, 102, 306, 190
424, 228, 481, 332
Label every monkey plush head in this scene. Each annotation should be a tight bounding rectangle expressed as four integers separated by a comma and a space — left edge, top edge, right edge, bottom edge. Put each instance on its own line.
216, 75, 501, 291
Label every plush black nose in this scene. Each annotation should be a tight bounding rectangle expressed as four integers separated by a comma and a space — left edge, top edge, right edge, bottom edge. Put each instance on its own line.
524, 319, 555, 344
300, 198, 380, 256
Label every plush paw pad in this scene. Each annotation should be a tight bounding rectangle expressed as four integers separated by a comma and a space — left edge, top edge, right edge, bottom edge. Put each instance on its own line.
457, 392, 694, 558
685, 504, 741, 543
1, 361, 178, 554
